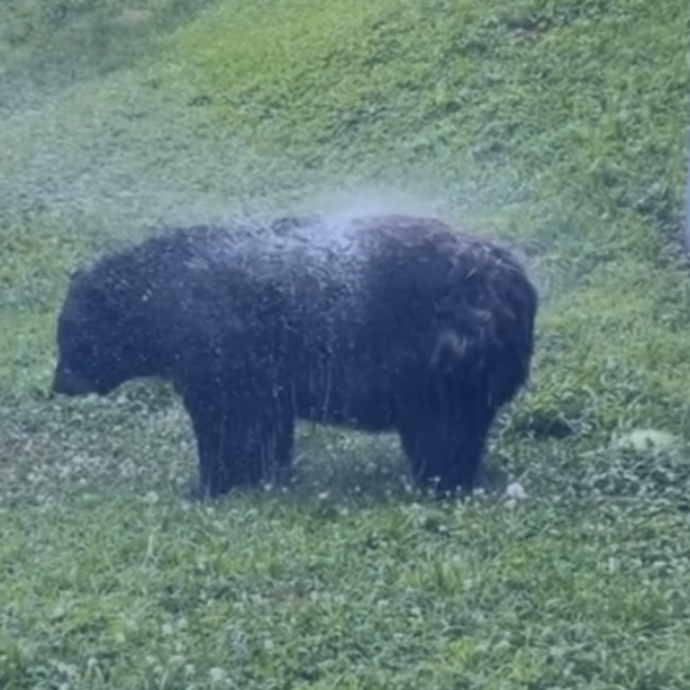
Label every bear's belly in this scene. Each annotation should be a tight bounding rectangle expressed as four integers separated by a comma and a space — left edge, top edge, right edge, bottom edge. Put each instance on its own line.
291, 365, 395, 432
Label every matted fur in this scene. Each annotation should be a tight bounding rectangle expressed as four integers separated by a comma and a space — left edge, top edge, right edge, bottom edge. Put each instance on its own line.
52, 213, 538, 498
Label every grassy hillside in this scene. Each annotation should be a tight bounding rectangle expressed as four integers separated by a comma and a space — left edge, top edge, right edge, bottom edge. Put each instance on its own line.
1, 0, 690, 687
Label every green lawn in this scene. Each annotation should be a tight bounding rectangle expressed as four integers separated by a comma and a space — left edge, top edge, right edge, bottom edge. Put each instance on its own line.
1, 0, 690, 687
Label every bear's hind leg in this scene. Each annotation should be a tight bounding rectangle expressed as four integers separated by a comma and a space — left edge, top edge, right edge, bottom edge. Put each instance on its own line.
446, 403, 497, 496
398, 404, 496, 497
398, 419, 451, 494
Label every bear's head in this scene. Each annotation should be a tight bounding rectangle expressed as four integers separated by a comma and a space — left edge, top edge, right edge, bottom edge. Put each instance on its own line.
52, 268, 143, 397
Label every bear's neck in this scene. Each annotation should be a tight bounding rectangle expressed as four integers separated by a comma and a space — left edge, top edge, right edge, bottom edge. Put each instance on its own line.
109, 267, 170, 381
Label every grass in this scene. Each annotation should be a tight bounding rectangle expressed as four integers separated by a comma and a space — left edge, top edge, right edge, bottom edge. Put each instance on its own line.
1, 0, 690, 686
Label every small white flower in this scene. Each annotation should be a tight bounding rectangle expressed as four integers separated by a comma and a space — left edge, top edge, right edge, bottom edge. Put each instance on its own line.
505, 481, 527, 501
209, 667, 227, 682
143, 491, 159, 504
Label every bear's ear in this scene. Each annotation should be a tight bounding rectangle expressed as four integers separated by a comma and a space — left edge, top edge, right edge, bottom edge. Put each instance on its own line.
430, 329, 467, 374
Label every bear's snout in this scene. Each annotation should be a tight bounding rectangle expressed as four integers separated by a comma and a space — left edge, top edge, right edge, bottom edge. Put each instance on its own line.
51, 366, 97, 397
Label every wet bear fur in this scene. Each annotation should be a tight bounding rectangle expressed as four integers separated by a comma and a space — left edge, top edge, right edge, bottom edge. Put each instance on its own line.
52, 213, 538, 499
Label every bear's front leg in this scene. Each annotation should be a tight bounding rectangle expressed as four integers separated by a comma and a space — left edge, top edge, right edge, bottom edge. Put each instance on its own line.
222, 403, 295, 489
183, 382, 296, 499
182, 386, 236, 499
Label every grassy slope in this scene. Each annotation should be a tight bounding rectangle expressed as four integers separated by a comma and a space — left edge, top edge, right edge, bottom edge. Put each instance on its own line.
1, 0, 690, 687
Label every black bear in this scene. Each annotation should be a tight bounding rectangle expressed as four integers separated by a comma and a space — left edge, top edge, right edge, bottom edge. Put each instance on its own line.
52, 213, 538, 499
